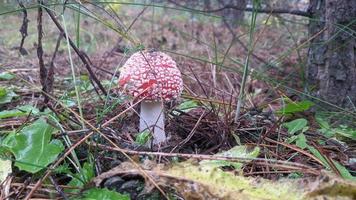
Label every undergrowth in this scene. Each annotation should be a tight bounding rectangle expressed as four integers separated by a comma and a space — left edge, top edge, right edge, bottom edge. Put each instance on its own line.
0, 0, 355, 199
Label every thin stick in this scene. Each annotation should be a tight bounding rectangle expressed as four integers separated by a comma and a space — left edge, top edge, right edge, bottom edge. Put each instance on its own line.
49, 175, 68, 200
168, 0, 311, 17
42, 3, 107, 96
36, 0, 47, 98
17, 0, 29, 55
90, 143, 320, 175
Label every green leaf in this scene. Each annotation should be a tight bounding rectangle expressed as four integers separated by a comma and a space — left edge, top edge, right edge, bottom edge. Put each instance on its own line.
82, 188, 130, 200
135, 130, 151, 145
2, 118, 64, 173
316, 116, 330, 129
53, 163, 70, 174
67, 162, 95, 193
316, 116, 335, 138
307, 147, 355, 180
0, 72, 15, 80
318, 128, 335, 138
333, 160, 356, 181
283, 118, 308, 135
287, 135, 298, 144
0, 105, 39, 119
307, 146, 329, 168
0, 88, 5, 97
295, 133, 307, 149
334, 127, 356, 141
277, 100, 314, 115
0, 88, 17, 104
176, 100, 199, 113
200, 145, 260, 170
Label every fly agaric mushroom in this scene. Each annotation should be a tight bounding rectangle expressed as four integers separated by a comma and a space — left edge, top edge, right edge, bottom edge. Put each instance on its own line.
118, 50, 183, 145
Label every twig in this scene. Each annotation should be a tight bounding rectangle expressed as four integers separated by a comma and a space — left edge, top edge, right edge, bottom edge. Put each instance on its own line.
187, 65, 216, 113
43, 33, 63, 107
89, 143, 320, 175
17, 0, 29, 55
264, 137, 325, 166
37, 0, 55, 111
41, 3, 108, 96
49, 175, 68, 200
311, 142, 340, 177
36, 0, 47, 96
168, 0, 311, 17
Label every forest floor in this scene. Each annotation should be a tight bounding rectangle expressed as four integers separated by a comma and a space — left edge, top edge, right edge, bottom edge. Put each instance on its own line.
0, 2, 355, 200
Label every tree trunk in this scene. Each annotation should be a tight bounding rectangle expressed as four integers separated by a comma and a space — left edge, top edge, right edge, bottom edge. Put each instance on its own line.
306, 0, 356, 108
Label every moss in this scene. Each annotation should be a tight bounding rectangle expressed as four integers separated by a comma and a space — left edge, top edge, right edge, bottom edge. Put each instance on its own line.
168, 162, 302, 200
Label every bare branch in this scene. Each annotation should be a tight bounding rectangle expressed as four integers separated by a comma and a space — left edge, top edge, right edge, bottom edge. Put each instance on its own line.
168, 1, 311, 17
17, 0, 29, 55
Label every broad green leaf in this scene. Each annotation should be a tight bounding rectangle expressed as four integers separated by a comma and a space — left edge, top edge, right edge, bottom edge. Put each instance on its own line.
277, 100, 314, 115
0, 72, 15, 80
2, 118, 64, 173
0, 88, 17, 104
135, 130, 151, 145
200, 146, 260, 170
295, 133, 307, 149
0, 157, 11, 182
307, 146, 329, 168
316, 115, 356, 140
67, 162, 95, 193
287, 135, 298, 144
316, 116, 330, 129
316, 116, 335, 138
318, 128, 335, 138
175, 100, 199, 114
308, 147, 355, 180
333, 160, 356, 181
283, 118, 308, 135
0, 105, 39, 119
334, 127, 356, 141
82, 188, 130, 200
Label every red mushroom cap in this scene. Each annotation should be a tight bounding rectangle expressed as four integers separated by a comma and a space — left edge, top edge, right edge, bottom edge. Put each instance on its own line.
118, 50, 183, 101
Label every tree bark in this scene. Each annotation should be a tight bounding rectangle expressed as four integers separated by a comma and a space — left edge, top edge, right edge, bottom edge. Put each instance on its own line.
306, 0, 356, 108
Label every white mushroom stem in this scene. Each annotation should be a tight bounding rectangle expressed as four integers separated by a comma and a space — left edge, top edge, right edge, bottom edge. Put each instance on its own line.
139, 101, 166, 145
